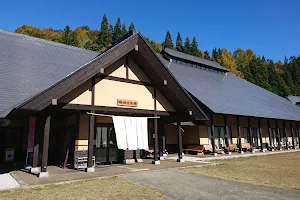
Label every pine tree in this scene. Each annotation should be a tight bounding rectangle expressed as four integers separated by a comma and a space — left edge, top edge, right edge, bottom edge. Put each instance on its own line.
97, 14, 112, 48
175, 32, 183, 52
163, 31, 174, 49
121, 23, 127, 36
183, 37, 191, 54
61, 25, 72, 45
212, 48, 219, 62
191, 37, 199, 57
109, 24, 114, 37
112, 17, 122, 42
204, 50, 210, 60
129, 22, 135, 32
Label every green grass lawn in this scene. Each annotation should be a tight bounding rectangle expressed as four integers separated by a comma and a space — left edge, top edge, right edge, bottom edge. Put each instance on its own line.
184, 151, 300, 190
0, 177, 167, 200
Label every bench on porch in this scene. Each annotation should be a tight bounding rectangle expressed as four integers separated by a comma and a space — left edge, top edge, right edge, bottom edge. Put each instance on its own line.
74, 150, 95, 169
183, 145, 204, 155
228, 144, 238, 152
241, 143, 251, 151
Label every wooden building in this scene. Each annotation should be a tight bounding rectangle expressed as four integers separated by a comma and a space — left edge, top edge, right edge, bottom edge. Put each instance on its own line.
1, 29, 300, 177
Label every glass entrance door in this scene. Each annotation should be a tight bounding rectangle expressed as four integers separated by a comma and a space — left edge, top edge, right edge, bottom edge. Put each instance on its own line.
94, 124, 118, 164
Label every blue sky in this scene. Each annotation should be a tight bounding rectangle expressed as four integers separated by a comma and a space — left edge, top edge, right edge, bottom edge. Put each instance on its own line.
1, 0, 299, 61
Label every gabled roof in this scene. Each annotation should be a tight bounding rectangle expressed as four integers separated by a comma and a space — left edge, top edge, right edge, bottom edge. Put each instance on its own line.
158, 53, 300, 121
162, 48, 228, 72
0, 29, 99, 117
286, 96, 300, 105
0, 29, 207, 120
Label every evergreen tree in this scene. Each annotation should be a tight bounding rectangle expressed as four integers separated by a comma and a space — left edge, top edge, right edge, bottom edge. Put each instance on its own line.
175, 32, 183, 52
183, 37, 191, 54
249, 57, 272, 91
163, 31, 174, 49
191, 37, 199, 57
112, 17, 122, 42
212, 48, 218, 61
109, 24, 114, 37
129, 22, 135, 31
121, 23, 127, 35
97, 14, 112, 48
204, 50, 210, 60
61, 25, 72, 45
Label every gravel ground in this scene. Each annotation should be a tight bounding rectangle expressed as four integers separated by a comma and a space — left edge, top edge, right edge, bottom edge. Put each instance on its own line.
125, 169, 300, 200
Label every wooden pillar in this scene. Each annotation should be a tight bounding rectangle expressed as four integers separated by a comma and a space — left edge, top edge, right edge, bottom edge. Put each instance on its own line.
153, 116, 159, 163
283, 121, 289, 150
296, 122, 300, 148
291, 121, 296, 149
224, 115, 230, 150
152, 87, 160, 164
162, 126, 166, 156
32, 117, 41, 169
158, 120, 163, 157
248, 117, 253, 150
86, 77, 95, 172
258, 118, 263, 152
236, 116, 242, 153
267, 119, 273, 150
177, 121, 184, 162
210, 114, 216, 155
86, 114, 95, 171
275, 120, 282, 150
40, 116, 51, 177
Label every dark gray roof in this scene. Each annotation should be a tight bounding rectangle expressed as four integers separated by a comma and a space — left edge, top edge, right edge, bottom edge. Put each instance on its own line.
286, 96, 300, 105
0, 29, 100, 117
157, 54, 300, 121
162, 48, 228, 71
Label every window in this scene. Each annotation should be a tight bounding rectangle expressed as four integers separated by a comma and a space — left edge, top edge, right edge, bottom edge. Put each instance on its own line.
293, 129, 299, 145
170, 57, 226, 75
208, 126, 232, 148
243, 127, 249, 144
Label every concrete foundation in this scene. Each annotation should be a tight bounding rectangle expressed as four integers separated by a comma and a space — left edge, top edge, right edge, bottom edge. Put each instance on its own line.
123, 159, 135, 164
152, 160, 161, 165
30, 167, 40, 174
38, 172, 49, 178
136, 158, 143, 163
177, 158, 185, 162
85, 167, 95, 173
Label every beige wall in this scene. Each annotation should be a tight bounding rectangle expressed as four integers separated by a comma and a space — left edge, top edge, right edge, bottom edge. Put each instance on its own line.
76, 114, 89, 150
165, 114, 298, 148
59, 56, 175, 112
76, 115, 114, 150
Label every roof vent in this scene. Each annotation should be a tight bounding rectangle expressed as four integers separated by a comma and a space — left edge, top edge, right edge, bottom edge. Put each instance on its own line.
135, 45, 139, 51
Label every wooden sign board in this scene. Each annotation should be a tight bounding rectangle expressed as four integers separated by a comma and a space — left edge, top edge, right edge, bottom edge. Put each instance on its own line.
117, 99, 138, 107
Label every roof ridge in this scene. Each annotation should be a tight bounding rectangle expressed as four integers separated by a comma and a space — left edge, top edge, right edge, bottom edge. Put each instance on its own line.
0, 29, 99, 56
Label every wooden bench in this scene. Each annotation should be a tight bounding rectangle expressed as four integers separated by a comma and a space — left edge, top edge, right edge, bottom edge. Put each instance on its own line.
74, 150, 95, 169
183, 145, 204, 155
203, 144, 213, 154
241, 143, 251, 151
228, 144, 238, 152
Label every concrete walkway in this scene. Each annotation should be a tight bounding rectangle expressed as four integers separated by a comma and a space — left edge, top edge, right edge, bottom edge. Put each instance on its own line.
168, 148, 300, 162
125, 169, 300, 200
0, 173, 20, 190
